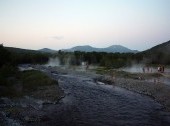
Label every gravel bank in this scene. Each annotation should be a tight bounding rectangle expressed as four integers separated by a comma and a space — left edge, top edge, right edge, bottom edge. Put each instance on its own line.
97, 75, 170, 111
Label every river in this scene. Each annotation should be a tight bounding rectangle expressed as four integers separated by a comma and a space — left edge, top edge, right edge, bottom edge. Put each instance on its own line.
39, 67, 170, 126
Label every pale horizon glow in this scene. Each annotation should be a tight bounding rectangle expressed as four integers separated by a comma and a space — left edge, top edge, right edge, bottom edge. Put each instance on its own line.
0, 0, 170, 51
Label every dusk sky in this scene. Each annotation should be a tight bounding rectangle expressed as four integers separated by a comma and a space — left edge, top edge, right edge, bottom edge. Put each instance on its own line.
0, 0, 170, 51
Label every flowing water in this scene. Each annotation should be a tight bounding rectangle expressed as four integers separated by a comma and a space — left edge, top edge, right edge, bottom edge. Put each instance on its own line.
40, 70, 170, 126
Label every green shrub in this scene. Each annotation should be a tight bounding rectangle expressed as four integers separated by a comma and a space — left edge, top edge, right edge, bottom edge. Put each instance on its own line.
0, 69, 58, 97
20, 70, 57, 91
0, 65, 18, 78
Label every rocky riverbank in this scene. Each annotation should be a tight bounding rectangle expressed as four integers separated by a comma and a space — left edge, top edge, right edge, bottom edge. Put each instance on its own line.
0, 67, 64, 126
96, 74, 170, 111
0, 84, 64, 126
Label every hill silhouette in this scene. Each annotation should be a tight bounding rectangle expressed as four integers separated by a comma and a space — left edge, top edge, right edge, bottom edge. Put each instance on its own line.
63, 45, 138, 53
141, 40, 170, 64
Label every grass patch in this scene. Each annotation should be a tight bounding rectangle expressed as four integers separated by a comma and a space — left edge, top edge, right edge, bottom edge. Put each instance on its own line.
0, 69, 58, 98
95, 68, 137, 78
149, 73, 162, 77
21, 70, 57, 91
113, 71, 163, 79
95, 67, 111, 75
94, 67, 163, 80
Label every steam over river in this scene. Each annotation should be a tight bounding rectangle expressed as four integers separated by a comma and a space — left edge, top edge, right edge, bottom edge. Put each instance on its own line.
40, 67, 170, 126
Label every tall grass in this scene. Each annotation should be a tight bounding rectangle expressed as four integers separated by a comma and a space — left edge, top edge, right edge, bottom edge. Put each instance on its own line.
21, 70, 57, 91
0, 69, 57, 97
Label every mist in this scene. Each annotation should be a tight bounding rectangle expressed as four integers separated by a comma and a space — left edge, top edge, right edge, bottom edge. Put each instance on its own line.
46, 57, 60, 67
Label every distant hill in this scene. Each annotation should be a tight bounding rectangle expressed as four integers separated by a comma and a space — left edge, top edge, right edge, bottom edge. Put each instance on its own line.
38, 48, 56, 53
68, 45, 98, 52
5, 47, 39, 54
3, 46, 50, 65
141, 40, 170, 64
103, 45, 138, 53
5, 47, 56, 54
63, 45, 138, 53
142, 40, 170, 54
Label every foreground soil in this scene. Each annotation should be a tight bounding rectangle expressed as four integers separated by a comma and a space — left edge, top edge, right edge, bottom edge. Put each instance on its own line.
0, 68, 64, 126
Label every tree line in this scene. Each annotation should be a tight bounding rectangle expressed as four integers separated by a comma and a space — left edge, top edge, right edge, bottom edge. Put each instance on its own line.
52, 51, 143, 68
52, 50, 170, 68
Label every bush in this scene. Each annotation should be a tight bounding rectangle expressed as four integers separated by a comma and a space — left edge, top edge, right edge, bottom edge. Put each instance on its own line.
0, 69, 58, 97
0, 45, 11, 67
20, 70, 58, 91
0, 65, 18, 78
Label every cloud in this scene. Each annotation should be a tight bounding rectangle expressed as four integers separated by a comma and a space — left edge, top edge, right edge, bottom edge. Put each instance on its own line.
51, 36, 64, 40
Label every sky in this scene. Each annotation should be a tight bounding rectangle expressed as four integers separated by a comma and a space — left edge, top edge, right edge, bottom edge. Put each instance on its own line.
0, 0, 170, 51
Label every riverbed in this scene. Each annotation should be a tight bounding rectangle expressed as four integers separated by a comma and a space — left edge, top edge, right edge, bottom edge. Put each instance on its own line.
1, 65, 170, 126
38, 66, 170, 126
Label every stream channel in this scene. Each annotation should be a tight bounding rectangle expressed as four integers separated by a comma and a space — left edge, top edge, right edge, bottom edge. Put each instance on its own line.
40, 67, 170, 126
